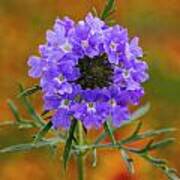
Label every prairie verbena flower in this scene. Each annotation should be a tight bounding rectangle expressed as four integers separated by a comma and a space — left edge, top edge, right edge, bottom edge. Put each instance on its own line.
28, 13, 149, 129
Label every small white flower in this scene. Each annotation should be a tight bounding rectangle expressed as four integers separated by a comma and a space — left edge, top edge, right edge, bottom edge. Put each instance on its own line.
60, 40, 72, 53
81, 40, 89, 48
87, 103, 96, 112
59, 99, 69, 109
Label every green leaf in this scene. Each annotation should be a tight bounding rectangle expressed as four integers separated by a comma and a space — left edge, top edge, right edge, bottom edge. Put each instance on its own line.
139, 128, 176, 139
131, 121, 143, 136
0, 137, 63, 154
92, 148, 97, 167
63, 119, 77, 169
120, 122, 143, 144
120, 149, 135, 174
103, 120, 116, 144
7, 99, 39, 129
106, 19, 116, 26
7, 99, 22, 123
104, 121, 135, 174
115, 103, 150, 129
0, 144, 39, 153
92, 6, 98, 16
18, 123, 35, 129
0, 119, 36, 129
101, 0, 115, 20
143, 155, 180, 180
17, 84, 41, 98
148, 138, 175, 151
118, 122, 138, 174
120, 127, 176, 145
18, 84, 45, 127
131, 103, 150, 121
133, 138, 175, 154
41, 110, 50, 116
94, 103, 150, 145
0, 121, 15, 127
34, 121, 53, 143
144, 155, 167, 165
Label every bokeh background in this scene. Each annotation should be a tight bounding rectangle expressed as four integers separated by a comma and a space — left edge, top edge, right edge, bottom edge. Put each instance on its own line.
0, 0, 180, 179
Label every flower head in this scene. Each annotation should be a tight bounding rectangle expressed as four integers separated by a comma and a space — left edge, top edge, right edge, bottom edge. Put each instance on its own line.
28, 13, 149, 129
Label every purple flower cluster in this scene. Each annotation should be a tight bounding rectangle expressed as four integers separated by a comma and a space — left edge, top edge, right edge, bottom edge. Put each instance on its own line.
28, 13, 149, 129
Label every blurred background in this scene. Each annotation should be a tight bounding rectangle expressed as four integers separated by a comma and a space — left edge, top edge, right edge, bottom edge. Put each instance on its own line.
0, 0, 180, 179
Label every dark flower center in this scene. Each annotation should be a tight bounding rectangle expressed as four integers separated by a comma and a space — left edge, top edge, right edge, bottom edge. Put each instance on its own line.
76, 54, 113, 89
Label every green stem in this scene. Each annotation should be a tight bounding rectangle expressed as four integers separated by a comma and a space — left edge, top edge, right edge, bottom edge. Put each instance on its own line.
76, 121, 84, 180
